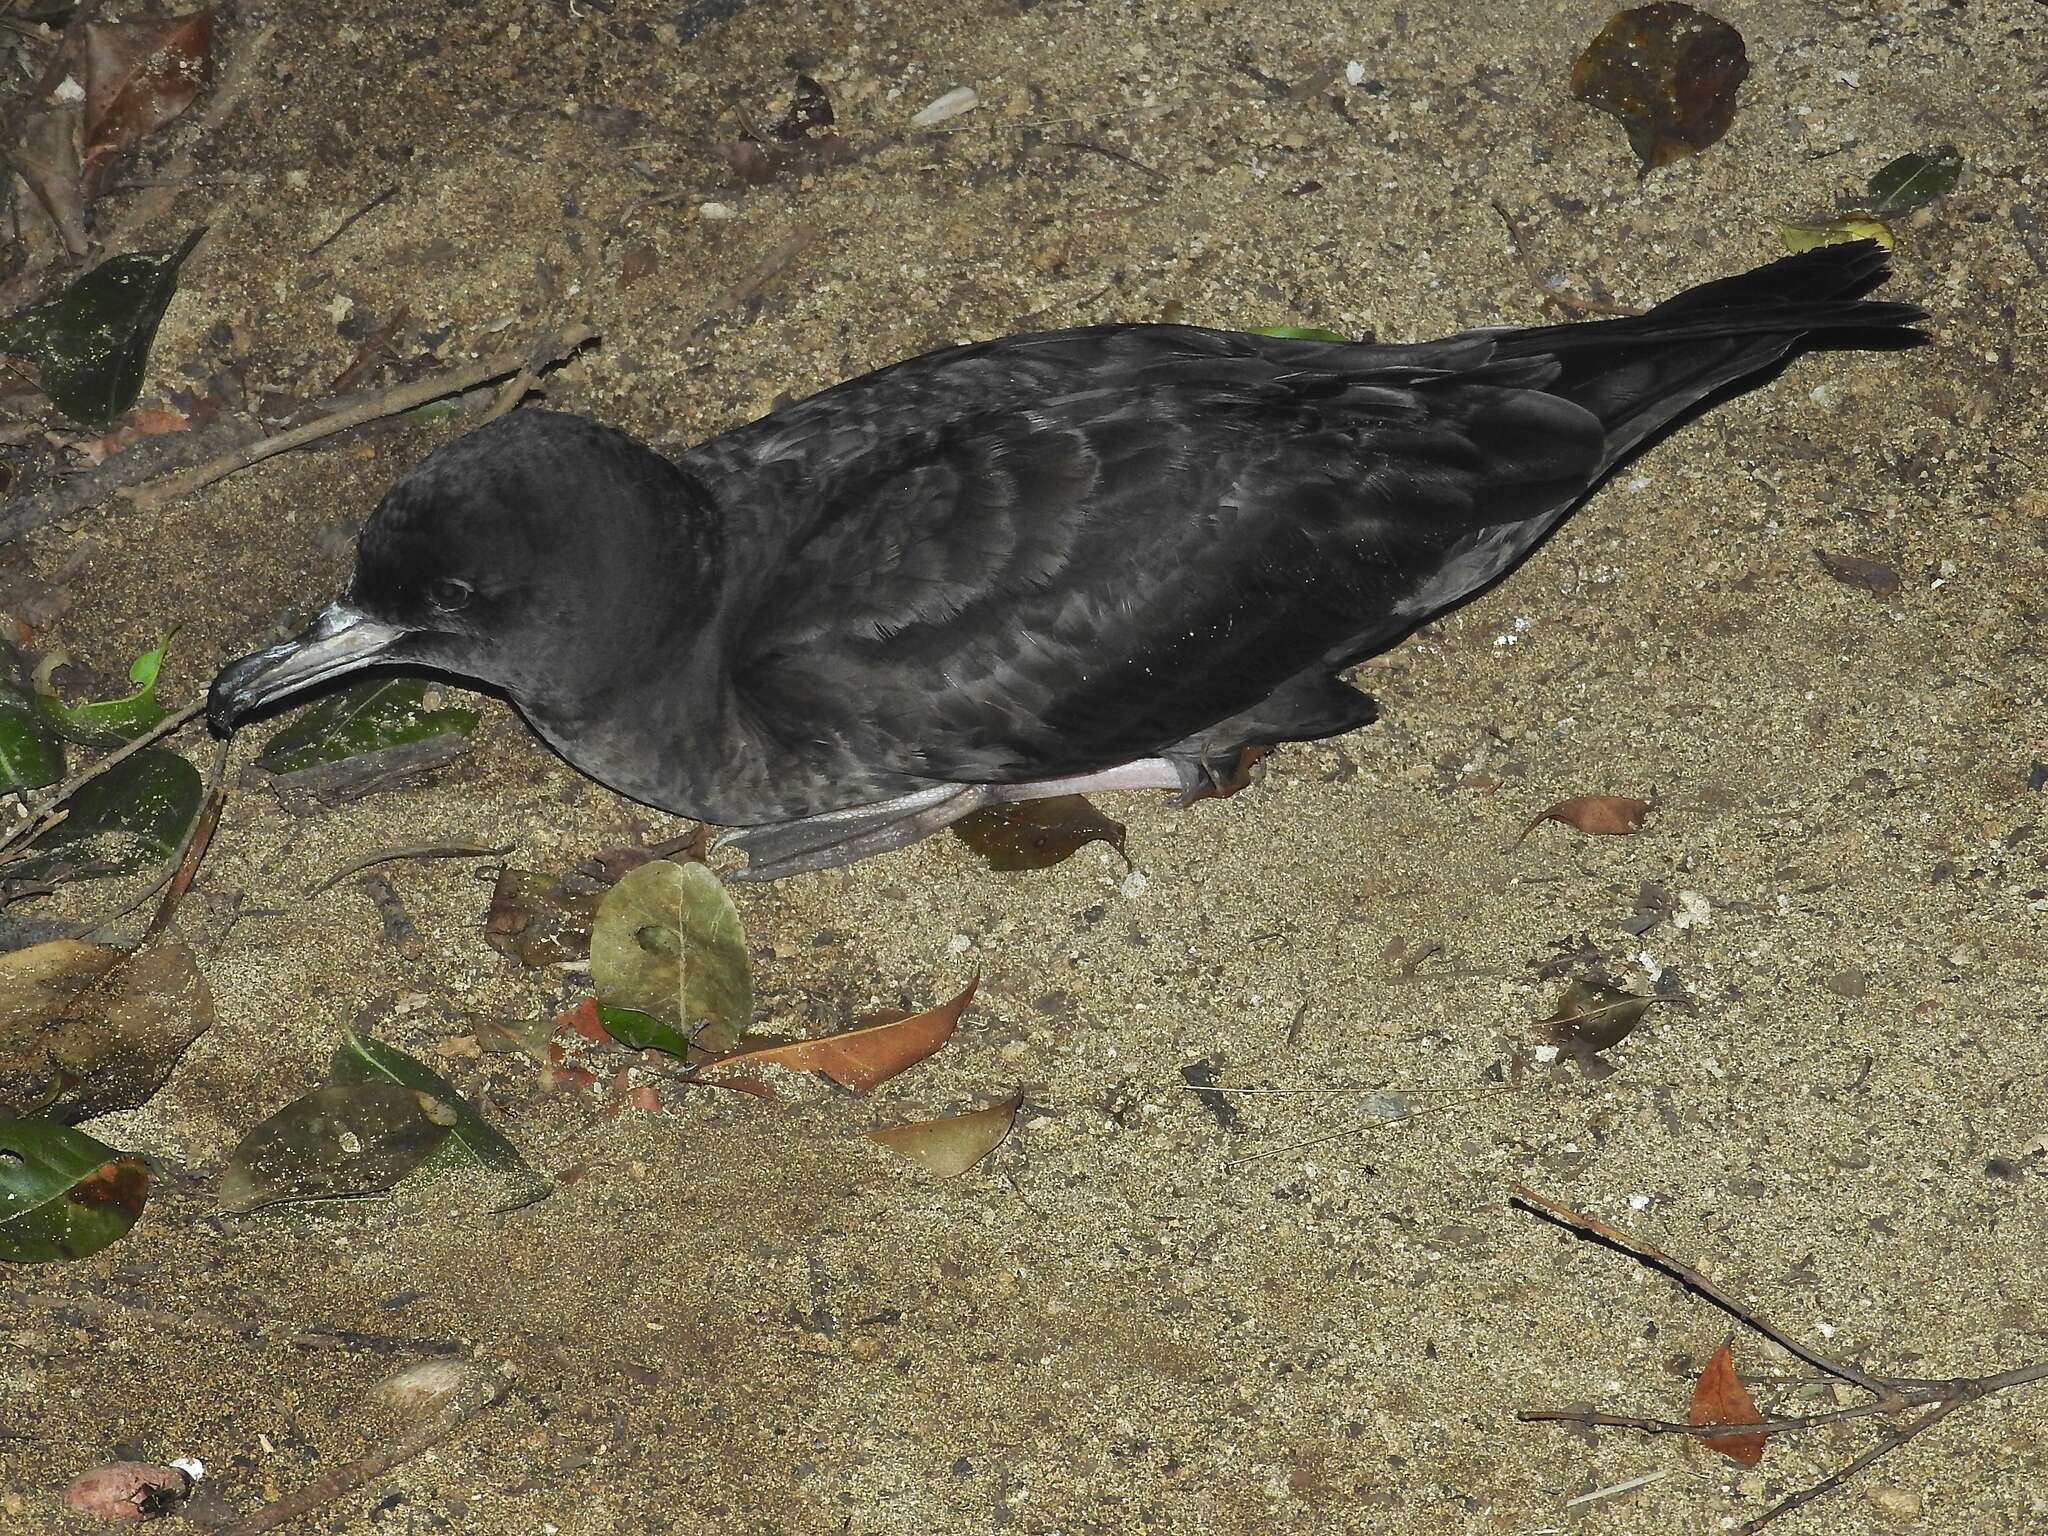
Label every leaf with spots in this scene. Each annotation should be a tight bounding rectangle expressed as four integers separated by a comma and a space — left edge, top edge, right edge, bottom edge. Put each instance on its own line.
589, 859, 751, 1055
1570, 4, 1749, 174
952, 796, 1128, 872
1865, 146, 1962, 217
0, 1117, 149, 1263
254, 677, 478, 773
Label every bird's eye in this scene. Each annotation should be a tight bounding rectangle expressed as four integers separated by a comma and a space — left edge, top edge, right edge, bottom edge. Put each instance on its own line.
427, 577, 474, 613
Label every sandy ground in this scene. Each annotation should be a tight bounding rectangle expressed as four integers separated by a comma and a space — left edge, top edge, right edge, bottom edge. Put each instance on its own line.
5, 0, 2047, 1531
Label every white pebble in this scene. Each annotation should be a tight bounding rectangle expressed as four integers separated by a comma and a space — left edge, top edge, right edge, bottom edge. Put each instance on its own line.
372, 1358, 471, 1418
1345, 60, 1366, 86
1118, 869, 1148, 899
697, 201, 737, 221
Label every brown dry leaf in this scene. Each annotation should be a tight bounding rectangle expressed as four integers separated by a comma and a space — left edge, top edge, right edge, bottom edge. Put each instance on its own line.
1516, 794, 1651, 845
952, 796, 1128, 872
701, 978, 976, 1093
15, 105, 89, 256
1814, 550, 1902, 598
0, 935, 213, 1120
1542, 979, 1657, 1053
82, 12, 216, 184
1570, 3, 1749, 174
1689, 1343, 1768, 1466
866, 1094, 1019, 1178
83, 405, 189, 465
483, 867, 604, 968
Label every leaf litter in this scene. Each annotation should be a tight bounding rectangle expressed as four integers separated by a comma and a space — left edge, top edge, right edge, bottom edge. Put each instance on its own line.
866, 1094, 1019, 1178
0, 1115, 150, 1262
1690, 1343, 1769, 1466
1570, 4, 1749, 174
700, 978, 977, 1093
1515, 793, 1651, 846
951, 796, 1128, 872
588, 858, 751, 1055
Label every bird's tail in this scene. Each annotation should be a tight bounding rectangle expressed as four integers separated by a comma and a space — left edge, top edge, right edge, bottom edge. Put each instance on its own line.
1486, 240, 1927, 469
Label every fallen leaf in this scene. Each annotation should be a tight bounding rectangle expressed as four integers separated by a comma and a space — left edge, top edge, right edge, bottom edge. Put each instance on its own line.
0, 1117, 149, 1262
12, 105, 89, 256
1865, 146, 1962, 217
84, 404, 190, 465
254, 676, 479, 773
721, 75, 854, 186
866, 1093, 1019, 1178
0, 696, 64, 794
1571, 3, 1749, 174
82, 12, 216, 188
1516, 794, 1651, 845
773, 73, 835, 140
33, 633, 174, 745
6, 747, 201, 888
482, 867, 604, 968
1815, 549, 1901, 597
330, 1030, 543, 1206
1542, 979, 1657, 1052
589, 859, 751, 1054
952, 797, 1127, 872
0, 228, 204, 425
594, 1002, 690, 1056
1778, 215, 1893, 254
702, 979, 976, 1093
64, 1461, 193, 1521
1689, 1343, 1768, 1466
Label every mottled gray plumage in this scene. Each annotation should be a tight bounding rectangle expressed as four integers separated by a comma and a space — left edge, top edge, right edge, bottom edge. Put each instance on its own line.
210, 242, 1922, 876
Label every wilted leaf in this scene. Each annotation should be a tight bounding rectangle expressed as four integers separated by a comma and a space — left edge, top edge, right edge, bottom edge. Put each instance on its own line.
703, 979, 976, 1093
33, 634, 173, 745
254, 676, 478, 773
1542, 979, 1656, 1052
329, 1030, 545, 1209
1779, 215, 1893, 254
1517, 793, 1650, 845
82, 12, 216, 184
1571, 3, 1749, 174
1689, 1344, 1768, 1466
1248, 324, 1350, 342
594, 1002, 692, 1057
1815, 549, 1901, 597
0, 935, 214, 1121
7, 747, 200, 886
0, 1117, 149, 1262
0, 229, 204, 426
482, 867, 603, 968
218, 1082, 453, 1214
0, 698, 64, 794
952, 797, 1127, 872
589, 859, 751, 1054
12, 105, 88, 257
866, 1094, 1019, 1178
1865, 146, 1962, 217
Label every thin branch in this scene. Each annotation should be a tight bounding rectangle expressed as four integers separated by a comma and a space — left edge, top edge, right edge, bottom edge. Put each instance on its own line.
1491, 202, 1645, 319
305, 183, 398, 258
305, 841, 514, 898
1737, 1399, 1960, 1535
0, 700, 204, 860
121, 324, 599, 511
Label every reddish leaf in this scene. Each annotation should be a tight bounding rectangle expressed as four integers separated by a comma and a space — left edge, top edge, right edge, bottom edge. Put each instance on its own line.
1516, 794, 1651, 845
1689, 1344, 1768, 1466
701, 979, 976, 1093
82, 12, 216, 181
1571, 4, 1749, 174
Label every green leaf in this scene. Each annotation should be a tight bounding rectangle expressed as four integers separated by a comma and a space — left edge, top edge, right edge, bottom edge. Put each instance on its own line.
1779, 215, 1893, 255
1865, 146, 1962, 217
7, 748, 199, 884
595, 1002, 693, 1058
1542, 980, 1657, 1051
217, 1082, 454, 1214
0, 228, 203, 426
0, 699, 63, 795
32, 635, 173, 746
254, 677, 479, 774
0, 1117, 149, 1262
589, 859, 751, 1054
1247, 325, 1349, 342
330, 1030, 543, 1207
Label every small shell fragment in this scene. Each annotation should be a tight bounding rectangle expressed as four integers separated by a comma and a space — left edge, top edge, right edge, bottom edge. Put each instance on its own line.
371, 1357, 472, 1418
911, 87, 979, 128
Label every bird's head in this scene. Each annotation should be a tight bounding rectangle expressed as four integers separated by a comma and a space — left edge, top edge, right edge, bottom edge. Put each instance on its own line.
208, 410, 706, 736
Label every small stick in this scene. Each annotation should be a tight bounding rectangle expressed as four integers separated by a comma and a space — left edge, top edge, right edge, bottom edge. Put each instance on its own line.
1491, 202, 1645, 319
0, 700, 205, 860
305, 183, 398, 258
204, 1368, 508, 1536
122, 325, 598, 511
482, 365, 538, 423
76, 740, 229, 939
306, 841, 514, 898
359, 872, 424, 961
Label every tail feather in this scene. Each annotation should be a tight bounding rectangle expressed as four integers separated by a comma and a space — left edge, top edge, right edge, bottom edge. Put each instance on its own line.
1485, 241, 1925, 465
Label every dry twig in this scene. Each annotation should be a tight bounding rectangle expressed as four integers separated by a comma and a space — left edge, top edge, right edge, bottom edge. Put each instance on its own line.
1491, 202, 1645, 320
1514, 1186, 2048, 1533
306, 841, 514, 899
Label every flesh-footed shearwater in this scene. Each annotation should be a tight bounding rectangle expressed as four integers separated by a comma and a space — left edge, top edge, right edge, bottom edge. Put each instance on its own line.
209, 241, 1923, 878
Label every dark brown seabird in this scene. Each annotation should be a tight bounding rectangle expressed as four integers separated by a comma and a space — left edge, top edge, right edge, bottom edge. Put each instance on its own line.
209, 242, 1923, 878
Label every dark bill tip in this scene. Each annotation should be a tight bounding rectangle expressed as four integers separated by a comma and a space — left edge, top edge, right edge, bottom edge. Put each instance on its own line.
207, 601, 408, 736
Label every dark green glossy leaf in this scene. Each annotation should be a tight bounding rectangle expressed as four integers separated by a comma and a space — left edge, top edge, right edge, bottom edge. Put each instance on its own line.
0, 228, 203, 426
952, 795, 1128, 872
254, 677, 478, 774
1865, 146, 1962, 216
1570, 3, 1749, 174
0, 699, 63, 794
0, 1117, 149, 1262
33, 636, 172, 746
1543, 979, 1657, 1052
1247, 325, 1348, 342
8, 748, 199, 884
595, 1002, 692, 1058
330, 1030, 543, 1207
589, 860, 750, 1054
217, 1082, 451, 1214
